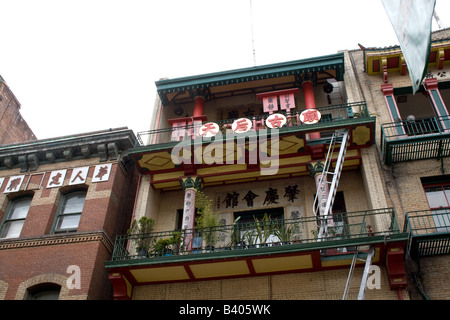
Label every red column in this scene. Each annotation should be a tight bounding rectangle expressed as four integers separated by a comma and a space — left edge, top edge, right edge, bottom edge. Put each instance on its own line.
302, 81, 321, 140
193, 96, 205, 118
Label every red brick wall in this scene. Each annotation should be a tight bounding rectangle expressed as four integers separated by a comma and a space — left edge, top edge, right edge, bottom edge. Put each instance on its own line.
0, 159, 139, 299
0, 82, 36, 144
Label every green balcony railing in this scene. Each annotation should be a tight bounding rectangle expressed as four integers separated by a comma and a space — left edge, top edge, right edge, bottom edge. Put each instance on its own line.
136, 101, 369, 146
404, 209, 450, 257
381, 116, 450, 166
111, 208, 400, 261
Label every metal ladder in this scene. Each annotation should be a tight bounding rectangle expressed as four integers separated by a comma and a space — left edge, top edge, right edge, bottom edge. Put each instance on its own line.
313, 130, 349, 239
342, 246, 375, 300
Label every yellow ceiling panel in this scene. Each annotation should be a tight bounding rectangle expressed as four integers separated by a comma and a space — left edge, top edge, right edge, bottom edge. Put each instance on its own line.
152, 171, 185, 182
197, 164, 247, 176
131, 266, 190, 283
153, 181, 181, 189
189, 260, 250, 279
203, 170, 261, 183
252, 255, 313, 273
139, 152, 175, 171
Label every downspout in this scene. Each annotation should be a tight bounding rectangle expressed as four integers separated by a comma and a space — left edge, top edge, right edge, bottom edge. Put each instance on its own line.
397, 288, 404, 300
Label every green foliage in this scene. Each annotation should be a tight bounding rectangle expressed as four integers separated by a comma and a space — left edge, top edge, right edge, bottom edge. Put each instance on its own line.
195, 191, 219, 246
127, 216, 155, 253
253, 213, 274, 244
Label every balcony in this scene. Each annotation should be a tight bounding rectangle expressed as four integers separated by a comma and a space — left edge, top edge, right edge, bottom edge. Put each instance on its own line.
404, 210, 450, 258
105, 208, 408, 286
137, 101, 372, 147
380, 116, 450, 168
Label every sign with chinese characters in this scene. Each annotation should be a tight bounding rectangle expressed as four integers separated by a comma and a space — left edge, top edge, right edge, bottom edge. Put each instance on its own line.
231, 118, 252, 133
300, 109, 321, 124
215, 185, 301, 211
69, 167, 90, 185
92, 164, 112, 183
279, 92, 296, 111
1, 163, 113, 194
262, 96, 279, 114
265, 113, 287, 129
47, 170, 67, 189
199, 122, 220, 137
4, 175, 25, 193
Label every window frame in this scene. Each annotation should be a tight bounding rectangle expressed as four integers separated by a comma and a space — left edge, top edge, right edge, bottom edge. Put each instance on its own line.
0, 195, 33, 239
52, 189, 87, 234
423, 182, 450, 232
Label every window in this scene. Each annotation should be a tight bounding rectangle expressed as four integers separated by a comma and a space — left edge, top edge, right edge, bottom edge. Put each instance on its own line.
54, 191, 86, 233
0, 196, 32, 239
234, 208, 283, 247
423, 183, 450, 232
28, 283, 61, 300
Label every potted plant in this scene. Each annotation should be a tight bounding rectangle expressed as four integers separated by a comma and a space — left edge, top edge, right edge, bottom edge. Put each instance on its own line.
195, 191, 219, 252
254, 213, 273, 247
153, 231, 183, 256
244, 228, 257, 249
274, 219, 296, 245
127, 216, 155, 257
153, 237, 174, 256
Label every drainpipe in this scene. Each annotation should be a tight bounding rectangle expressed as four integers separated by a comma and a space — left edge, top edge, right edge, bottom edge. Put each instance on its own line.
397, 288, 404, 300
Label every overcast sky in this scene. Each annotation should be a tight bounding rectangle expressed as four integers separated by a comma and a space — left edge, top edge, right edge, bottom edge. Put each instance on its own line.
1, 0, 449, 140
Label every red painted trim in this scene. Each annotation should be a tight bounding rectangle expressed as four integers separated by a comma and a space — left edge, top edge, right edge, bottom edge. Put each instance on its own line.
381, 83, 394, 96
424, 77, 439, 91
109, 273, 132, 300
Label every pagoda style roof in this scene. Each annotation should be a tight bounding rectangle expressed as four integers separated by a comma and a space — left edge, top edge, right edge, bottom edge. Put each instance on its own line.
155, 53, 345, 105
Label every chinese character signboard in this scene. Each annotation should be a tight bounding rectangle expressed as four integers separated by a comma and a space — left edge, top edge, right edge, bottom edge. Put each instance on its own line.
4, 175, 25, 193
215, 185, 301, 212
1, 163, 113, 194
69, 167, 90, 185
262, 96, 279, 114
92, 164, 112, 183
279, 92, 296, 111
47, 170, 67, 188
199, 122, 220, 137
232, 118, 252, 133
300, 109, 321, 124
265, 114, 287, 128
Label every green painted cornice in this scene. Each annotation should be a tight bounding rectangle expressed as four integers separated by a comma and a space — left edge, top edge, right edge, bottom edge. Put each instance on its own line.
155, 53, 345, 105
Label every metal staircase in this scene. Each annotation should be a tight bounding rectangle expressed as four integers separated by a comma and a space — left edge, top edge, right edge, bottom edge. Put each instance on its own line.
313, 130, 350, 240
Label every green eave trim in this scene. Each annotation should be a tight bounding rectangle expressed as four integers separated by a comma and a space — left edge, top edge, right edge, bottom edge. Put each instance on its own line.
155, 53, 345, 102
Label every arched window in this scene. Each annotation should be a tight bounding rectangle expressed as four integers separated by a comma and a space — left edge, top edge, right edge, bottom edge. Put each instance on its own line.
53, 190, 86, 233
27, 283, 61, 300
0, 196, 32, 239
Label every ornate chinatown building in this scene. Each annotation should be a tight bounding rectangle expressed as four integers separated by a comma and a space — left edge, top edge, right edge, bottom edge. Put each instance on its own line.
105, 51, 410, 300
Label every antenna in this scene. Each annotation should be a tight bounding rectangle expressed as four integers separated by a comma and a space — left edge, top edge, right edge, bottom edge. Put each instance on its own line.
434, 9, 445, 29
249, 0, 256, 66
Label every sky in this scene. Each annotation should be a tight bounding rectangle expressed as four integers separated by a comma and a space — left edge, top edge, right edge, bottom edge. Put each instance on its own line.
1, 0, 450, 140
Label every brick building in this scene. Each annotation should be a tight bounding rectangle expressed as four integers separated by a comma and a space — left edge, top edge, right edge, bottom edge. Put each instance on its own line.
346, 28, 450, 300
0, 128, 139, 299
0, 75, 36, 145
105, 53, 409, 300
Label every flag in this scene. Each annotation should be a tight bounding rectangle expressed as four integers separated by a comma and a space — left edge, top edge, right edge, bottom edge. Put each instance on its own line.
381, 0, 436, 93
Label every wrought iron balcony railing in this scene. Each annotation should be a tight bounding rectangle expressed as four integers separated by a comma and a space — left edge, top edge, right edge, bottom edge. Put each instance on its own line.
111, 208, 400, 261
381, 116, 450, 166
404, 209, 450, 257
136, 101, 370, 146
